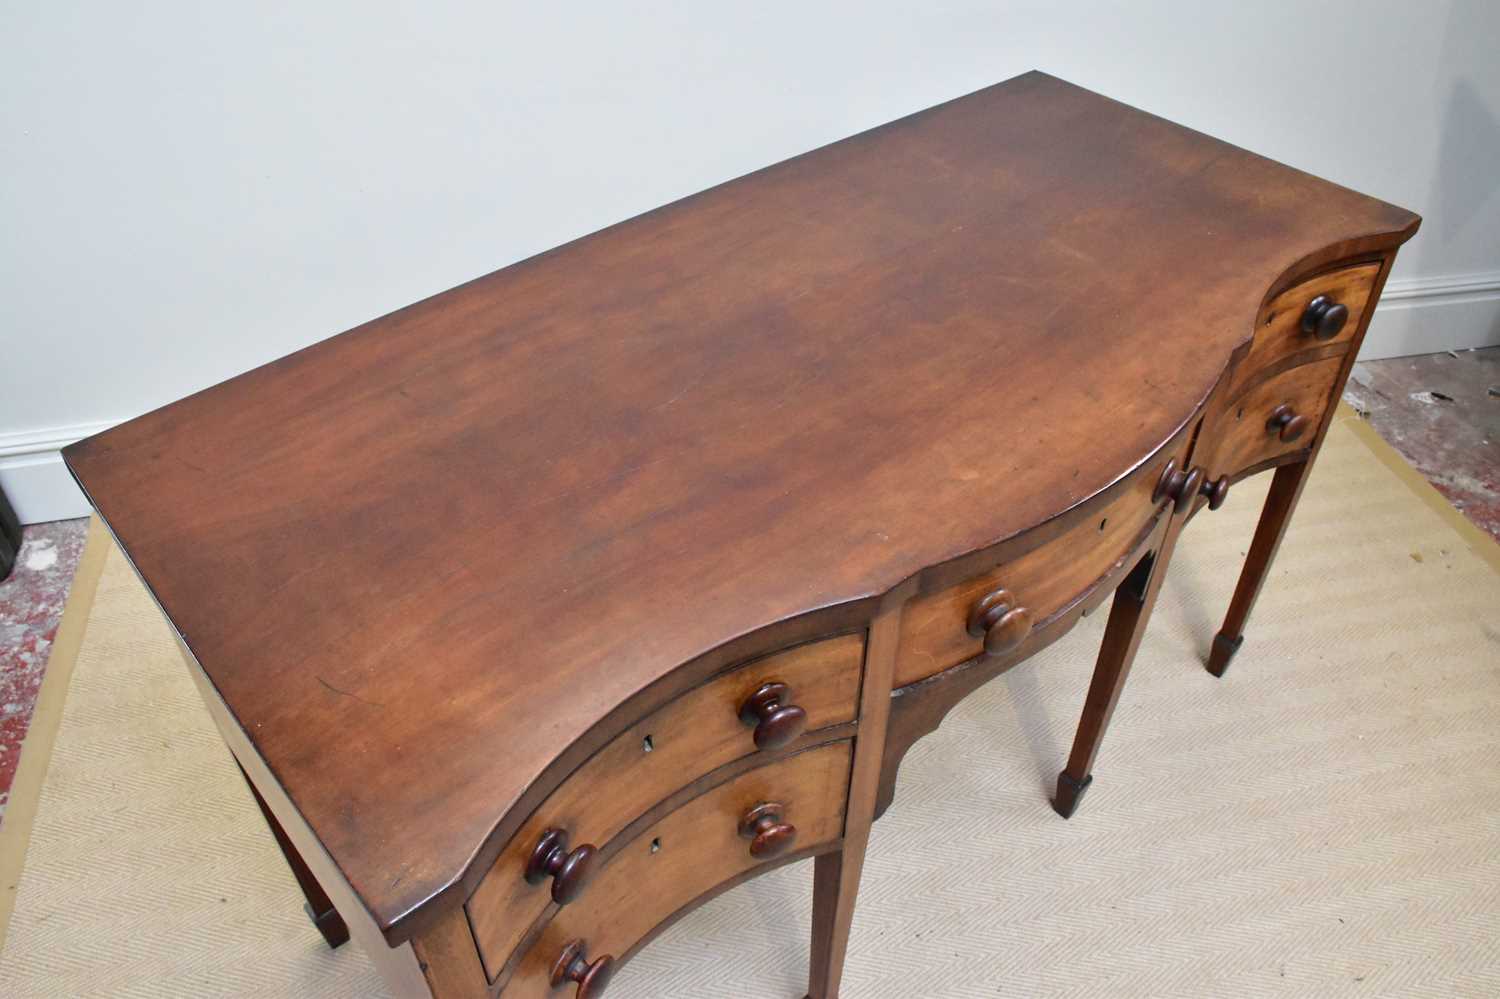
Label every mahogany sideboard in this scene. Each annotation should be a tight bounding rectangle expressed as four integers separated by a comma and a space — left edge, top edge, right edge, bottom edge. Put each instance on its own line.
64, 72, 1418, 997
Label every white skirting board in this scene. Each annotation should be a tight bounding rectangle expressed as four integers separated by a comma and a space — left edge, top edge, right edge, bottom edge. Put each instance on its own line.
1360, 271, 1500, 360
4, 273, 1498, 525
0, 422, 115, 526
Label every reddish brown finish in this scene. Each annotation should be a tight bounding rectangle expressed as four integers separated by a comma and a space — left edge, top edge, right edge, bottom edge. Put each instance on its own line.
1199, 474, 1231, 511
1232, 263, 1379, 392
464, 636, 860, 982
965, 588, 1034, 656
737, 801, 797, 858
1054, 529, 1180, 819
1267, 403, 1312, 443
1153, 459, 1206, 514
550, 940, 614, 999
875, 513, 1170, 821
525, 829, 599, 907
502, 742, 851, 996
737, 682, 808, 751
892, 422, 1193, 690
1300, 295, 1349, 341
61, 71, 1420, 948
239, 763, 350, 950
1208, 460, 1315, 677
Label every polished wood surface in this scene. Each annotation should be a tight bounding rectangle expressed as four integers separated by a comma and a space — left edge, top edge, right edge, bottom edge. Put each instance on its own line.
65, 70, 1419, 996
1204, 357, 1344, 483
239, 762, 350, 949
892, 425, 1191, 687
1234, 263, 1379, 388
501, 742, 851, 996
465, 634, 860, 978
875, 511, 1172, 822
549, 940, 614, 999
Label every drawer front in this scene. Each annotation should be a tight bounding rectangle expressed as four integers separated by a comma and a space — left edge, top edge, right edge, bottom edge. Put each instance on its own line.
1235, 262, 1380, 388
468, 634, 863, 978
500, 741, 852, 997
892, 430, 1191, 688
1206, 356, 1342, 481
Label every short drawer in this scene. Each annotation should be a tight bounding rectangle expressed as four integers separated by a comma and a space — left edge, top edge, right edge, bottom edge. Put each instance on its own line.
892, 429, 1191, 688
1235, 262, 1380, 389
499, 740, 852, 997
1205, 356, 1342, 482
467, 634, 863, 979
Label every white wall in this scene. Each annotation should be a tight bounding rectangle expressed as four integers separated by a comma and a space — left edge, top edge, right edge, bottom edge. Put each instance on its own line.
4, 1, 1498, 523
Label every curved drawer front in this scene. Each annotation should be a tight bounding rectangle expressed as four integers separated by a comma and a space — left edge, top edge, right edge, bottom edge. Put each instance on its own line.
1207, 356, 1342, 481
892, 430, 1189, 688
467, 634, 863, 979
1235, 262, 1380, 388
499, 741, 853, 997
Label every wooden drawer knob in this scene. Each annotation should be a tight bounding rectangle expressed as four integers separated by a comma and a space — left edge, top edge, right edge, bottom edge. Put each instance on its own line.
1152, 458, 1204, 514
1199, 473, 1230, 511
737, 682, 808, 750
1266, 404, 1312, 443
1300, 294, 1348, 341
526, 828, 599, 905
965, 587, 1033, 657
738, 801, 797, 859
551, 939, 615, 998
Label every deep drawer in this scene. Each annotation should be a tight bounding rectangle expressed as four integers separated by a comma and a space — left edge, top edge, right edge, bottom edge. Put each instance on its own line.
497, 741, 852, 996
467, 633, 863, 979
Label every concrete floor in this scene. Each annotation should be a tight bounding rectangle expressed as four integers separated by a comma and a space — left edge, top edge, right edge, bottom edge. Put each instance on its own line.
1344, 346, 1500, 541
0, 348, 1496, 822
0, 518, 88, 820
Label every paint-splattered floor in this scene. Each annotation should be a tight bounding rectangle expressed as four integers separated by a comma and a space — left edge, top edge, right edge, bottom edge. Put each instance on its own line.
0, 348, 1496, 824
0, 517, 89, 822
1344, 346, 1500, 542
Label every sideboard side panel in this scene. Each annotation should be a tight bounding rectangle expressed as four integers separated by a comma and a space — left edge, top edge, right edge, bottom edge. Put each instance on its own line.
174, 643, 438, 999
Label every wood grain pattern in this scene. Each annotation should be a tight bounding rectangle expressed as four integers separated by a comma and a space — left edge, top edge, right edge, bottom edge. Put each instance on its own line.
892, 428, 1190, 687
61, 71, 1420, 942
1202, 357, 1345, 484
411, 906, 490, 999
876, 512, 1171, 819
500, 742, 852, 996
1234, 263, 1380, 390
467, 634, 861, 978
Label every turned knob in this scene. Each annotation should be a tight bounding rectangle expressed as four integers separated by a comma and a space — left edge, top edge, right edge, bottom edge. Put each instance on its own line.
1300, 294, 1348, 341
738, 801, 797, 859
965, 587, 1033, 657
525, 828, 599, 905
551, 939, 615, 998
1199, 473, 1230, 511
737, 682, 808, 750
1266, 404, 1312, 443
1152, 458, 1205, 514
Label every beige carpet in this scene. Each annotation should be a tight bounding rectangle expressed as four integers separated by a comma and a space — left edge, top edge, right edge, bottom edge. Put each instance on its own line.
2, 411, 1498, 998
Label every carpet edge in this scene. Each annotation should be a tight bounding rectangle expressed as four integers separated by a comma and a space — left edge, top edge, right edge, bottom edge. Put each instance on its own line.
1333, 402, 1500, 574
0, 516, 114, 952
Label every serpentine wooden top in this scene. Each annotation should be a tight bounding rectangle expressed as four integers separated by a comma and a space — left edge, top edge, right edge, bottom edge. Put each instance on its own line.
64, 71, 1418, 938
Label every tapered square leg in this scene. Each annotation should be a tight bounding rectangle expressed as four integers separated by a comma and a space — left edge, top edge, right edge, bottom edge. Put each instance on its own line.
1206, 632, 1243, 677
239, 764, 350, 949
1208, 460, 1311, 679
1056, 511, 1187, 819
1052, 771, 1093, 819
807, 599, 904, 998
